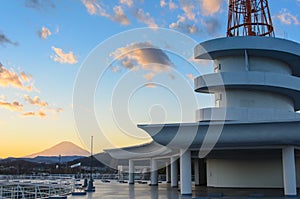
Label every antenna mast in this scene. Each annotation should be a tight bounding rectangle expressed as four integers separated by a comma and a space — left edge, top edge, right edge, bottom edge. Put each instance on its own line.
227, 0, 274, 37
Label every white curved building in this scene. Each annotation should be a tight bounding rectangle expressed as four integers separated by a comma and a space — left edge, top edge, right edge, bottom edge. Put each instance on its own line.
106, 36, 300, 197
143, 36, 300, 196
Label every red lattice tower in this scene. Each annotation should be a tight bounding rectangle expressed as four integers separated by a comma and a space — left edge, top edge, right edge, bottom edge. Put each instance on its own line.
227, 0, 274, 37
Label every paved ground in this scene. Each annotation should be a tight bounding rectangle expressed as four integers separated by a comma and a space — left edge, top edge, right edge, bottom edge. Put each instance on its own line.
68, 180, 300, 199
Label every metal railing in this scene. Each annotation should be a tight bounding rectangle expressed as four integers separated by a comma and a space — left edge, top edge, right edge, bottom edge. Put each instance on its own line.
0, 175, 74, 199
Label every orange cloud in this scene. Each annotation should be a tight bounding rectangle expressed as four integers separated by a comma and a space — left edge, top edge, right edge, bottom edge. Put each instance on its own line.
22, 111, 35, 117
111, 42, 173, 74
143, 72, 155, 81
186, 73, 194, 81
24, 95, 48, 107
51, 46, 78, 64
22, 109, 47, 118
37, 109, 46, 118
200, 0, 223, 16
0, 100, 23, 112
20, 71, 32, 82
22, 107, 63, 118
0, 64, 33, 91
145, 83, 156, 88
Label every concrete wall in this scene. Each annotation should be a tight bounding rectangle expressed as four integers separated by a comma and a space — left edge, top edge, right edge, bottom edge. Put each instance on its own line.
214, 56, 292, 74
219, 90, 294, 111
206, 157, 300, 188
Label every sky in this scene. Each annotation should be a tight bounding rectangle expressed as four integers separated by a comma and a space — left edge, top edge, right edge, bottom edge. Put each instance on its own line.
0, 0, 299, 158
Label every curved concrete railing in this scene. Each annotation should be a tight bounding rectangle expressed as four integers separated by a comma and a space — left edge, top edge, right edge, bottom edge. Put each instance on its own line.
195, 71, 300, 110
139, 120, 300, 150
196, 107, 300, 122
194, 37, 300, 76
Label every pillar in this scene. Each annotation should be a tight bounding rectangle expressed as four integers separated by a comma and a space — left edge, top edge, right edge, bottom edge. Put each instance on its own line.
171, 156, 178, 187
150, 159, 158, 186
282, 146, 297, 196
180, 149, 192, 195
166, 161, 171, 183
199, 159, 206, 185
129, 159, 135, 184
194, 159, 200, 186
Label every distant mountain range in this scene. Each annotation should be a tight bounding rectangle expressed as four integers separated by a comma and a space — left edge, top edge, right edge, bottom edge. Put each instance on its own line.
2, 156, 84, 164
0, 141, 90, 165
25, 141, 90, 158
0, 141, 133, 171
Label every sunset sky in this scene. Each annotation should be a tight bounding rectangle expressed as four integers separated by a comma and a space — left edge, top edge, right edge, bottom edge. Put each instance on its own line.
0, 0, 299, 158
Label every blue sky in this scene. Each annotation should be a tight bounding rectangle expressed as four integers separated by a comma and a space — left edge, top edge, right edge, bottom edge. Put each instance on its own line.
0, 0, 299, 157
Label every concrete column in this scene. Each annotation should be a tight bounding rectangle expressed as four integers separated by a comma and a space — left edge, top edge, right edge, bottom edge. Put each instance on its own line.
282, 146, 297, 196
166, 161, 171, 183
129, 159, 135, 184
194, 159, 200, 186
199, 159, 206, 185
171, 156, 178, 187
180, 149, 192, 195
150, 159, 158, 186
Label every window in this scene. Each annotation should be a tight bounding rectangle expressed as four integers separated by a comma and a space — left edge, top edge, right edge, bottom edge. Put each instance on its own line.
214, 64, 221, 72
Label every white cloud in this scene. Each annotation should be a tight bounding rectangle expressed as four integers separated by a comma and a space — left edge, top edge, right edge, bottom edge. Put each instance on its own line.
81, 0, 130, 25
161, 0, 177, 10
119, 0, 133, 7
112, 6, 130, 25
169, 15, 200, 34
134, 9, 158, 28
169, 0, 178, 10
160, 0, 167, 7
274, 9, 299, 25
179, 0, 196, 21
51, 46, 78, 64
38, 26, 52, 39
201, 17, 221, 35
81, 0, 109, 17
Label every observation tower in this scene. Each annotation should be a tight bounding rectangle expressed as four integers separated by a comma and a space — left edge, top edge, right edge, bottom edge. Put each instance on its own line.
106, 0, 300, 197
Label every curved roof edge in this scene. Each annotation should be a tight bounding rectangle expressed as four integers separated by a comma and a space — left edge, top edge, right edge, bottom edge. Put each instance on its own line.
104, 141, 178, 160
139, 120, 300, 150
194, 36, 300, 76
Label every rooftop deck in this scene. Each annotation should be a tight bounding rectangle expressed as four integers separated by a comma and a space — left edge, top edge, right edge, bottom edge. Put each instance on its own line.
69, 180, 300, 199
